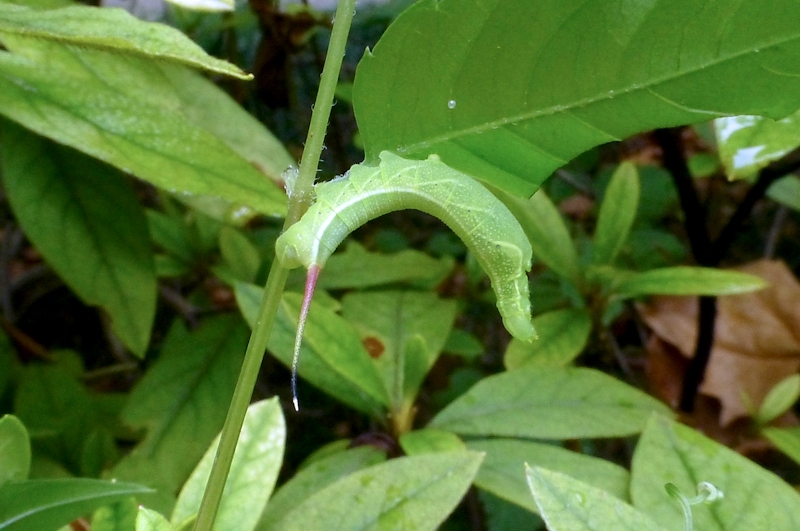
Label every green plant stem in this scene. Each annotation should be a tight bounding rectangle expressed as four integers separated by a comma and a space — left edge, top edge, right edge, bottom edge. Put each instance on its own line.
192, 1, 357, 529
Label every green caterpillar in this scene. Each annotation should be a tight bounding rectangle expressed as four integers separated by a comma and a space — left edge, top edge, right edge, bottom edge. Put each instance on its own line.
276, 151, 536, 409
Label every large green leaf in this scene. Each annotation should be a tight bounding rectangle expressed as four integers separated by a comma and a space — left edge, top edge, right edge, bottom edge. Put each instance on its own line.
256, 446, 387, 531
1, 121, 156, 356
113, 316, 248, 497
430, 367, 671, 439
715, 112, 800, 179
340, 291, 457, 409
269, 452, 483, 531
0, 415, 30, 485
526, 467, 666, 531
354, 0, 800, 196
0, 37, 286, 217
504, 308, 592, 370
631, 416, 800, 531
0, 478, 151, 531
172, 399, 285, 531
466, 438, 629, 514
0, 3, 248, 78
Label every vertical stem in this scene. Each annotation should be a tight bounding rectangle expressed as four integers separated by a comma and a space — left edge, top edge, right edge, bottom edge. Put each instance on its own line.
192, 1, 357, 529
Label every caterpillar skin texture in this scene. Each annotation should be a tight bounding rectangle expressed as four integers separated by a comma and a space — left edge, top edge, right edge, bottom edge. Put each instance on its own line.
276, 151, 536, 342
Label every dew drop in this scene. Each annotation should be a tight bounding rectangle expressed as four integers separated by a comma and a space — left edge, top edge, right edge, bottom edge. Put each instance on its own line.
448, 99, 457, 109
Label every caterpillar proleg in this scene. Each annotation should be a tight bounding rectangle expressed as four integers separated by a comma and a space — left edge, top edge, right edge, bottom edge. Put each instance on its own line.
276, 151, 537, 409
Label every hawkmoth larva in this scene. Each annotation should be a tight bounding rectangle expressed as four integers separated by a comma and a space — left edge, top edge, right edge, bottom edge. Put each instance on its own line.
276, 151, 537, 410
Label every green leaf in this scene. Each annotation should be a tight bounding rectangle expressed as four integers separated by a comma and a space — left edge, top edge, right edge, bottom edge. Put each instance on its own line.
526, 466, 666, 531
0, 121, 156, 356
399, 429, 466, 456
0, 3, 248, 78
756, 374, 800, 425
136, 507, 174, 531
762, 427, 800, 466
767, 175, 800, 211
354, 0, 800, 197
316, 242, 454, 290
0, 415, 30, 485
172, 399, 284, 530
0, 39, 286, 217
480, 490, 545, 531
631, 416, 800, 531
92, 498, 139, 531
493, 188, 581, 285
592, 162, 640, 265
218, 226, 261, 284
341, 291, 457, 409
467, 438, 629, 515
256, 446, 387, 531
113, 316, 248, 494
0, 478, 151, 531
430, 367, 671, 439
268, 452, 483, 531
715, 112, 800, 179
613, 266, 767, 299
269, 293, 390, 415
504, 308, 592, 370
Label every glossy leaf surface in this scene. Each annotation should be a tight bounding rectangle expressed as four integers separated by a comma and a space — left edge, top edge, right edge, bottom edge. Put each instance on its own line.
1, 122, 156, 356
715, 111, 800, 179
269, 452, 483, 531
354, 0, 800, 197
0, 478, 151, 531
631, 416, 800, 531
172, 399, 285, 531
467, 438, 629, 514
0, 38, 286, 216
526, 467, 666, 531
0, 3, 248, 78
430, 367, 671, 438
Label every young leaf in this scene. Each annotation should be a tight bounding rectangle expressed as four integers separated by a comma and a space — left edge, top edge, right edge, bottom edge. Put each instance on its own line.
399, 429, 466, 456
256, 447, 387, 531
0, 121, 156, 356
762, 427, 800, 467
0, 415, 30, 485
266, 452, 483, 531
526, 466, 667, 531
354, 0, 800, 196
504, 308, 592, 370
0, 39, 286, 217
631, 416, 800, 531
341, 291, 457, 410
113, 316, 248, 494
756, 374, 800, 425
715, 111, 800, 179
493, 187, 582, 285
430, 367, 671, 439
767, 175, 800, 212
172, 399, 285, 531
0, 3, 247, 78
0, 478, 151, 531
614, 267, 766, 299
136, 507, 174, 531
592, 162, 640, 265
467, 438, 629, 514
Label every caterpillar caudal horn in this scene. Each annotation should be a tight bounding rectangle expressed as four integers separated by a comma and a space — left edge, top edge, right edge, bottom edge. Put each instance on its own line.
275, 151, 537, 410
